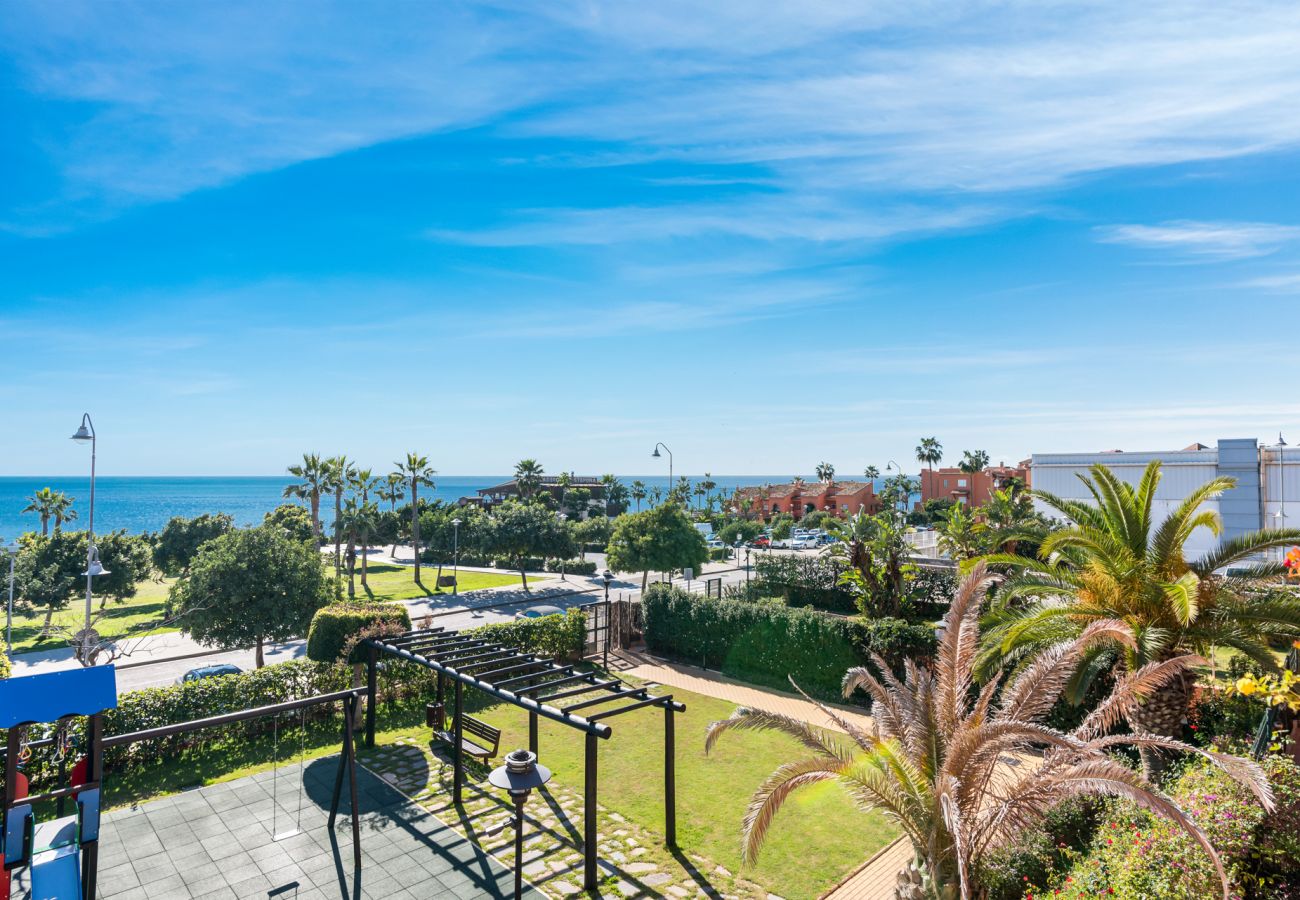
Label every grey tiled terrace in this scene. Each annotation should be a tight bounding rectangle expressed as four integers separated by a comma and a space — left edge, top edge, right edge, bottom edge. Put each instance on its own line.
12, 757, 542, 900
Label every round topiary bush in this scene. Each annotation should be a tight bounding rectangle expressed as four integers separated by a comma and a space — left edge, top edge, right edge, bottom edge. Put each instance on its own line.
306, 603, 412, 664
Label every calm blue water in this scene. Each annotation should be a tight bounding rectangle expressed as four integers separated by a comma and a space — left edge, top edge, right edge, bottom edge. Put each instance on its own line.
0, 474, 841, 539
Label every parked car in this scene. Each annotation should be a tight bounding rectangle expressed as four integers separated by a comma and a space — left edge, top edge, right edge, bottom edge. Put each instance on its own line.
790, 536, 818, 550
521, 604, 564, 618
748, 536, 770, 548
706, 538, 724, 548
178, 663, 242, 684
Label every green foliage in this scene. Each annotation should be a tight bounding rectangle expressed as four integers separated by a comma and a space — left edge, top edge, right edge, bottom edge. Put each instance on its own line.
827, 509, 916, 617
769, 514, 794, 540
171, 526, 331, 663
479, 501, 575, 588
0, 650, 10, 680
262, 503, 315, 543
607, 503, 708, 588
708, 547, 733, 561
847, 617, 938, 668
546, 558, 598, 575
716, 520, 763, 546
907, 497, 955, 526
306, 603, 412, 664
574, 515, 614, 552
153, 513, 234, 575
11, 529, 153, 625
976, 799, 1101, 900
642, 585, 857, 700
797, 509, 837, 532
467, 609, 586, 660
754, 554, 856, 614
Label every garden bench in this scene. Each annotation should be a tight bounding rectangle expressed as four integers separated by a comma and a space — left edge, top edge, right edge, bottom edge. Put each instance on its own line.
436, 714, 501, 761
437, 575, 457, 588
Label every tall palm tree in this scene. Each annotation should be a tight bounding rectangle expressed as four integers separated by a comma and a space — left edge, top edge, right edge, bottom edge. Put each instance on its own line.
355, 500, 379, 593
815, 461, 835, 483
22, 488, 75, 537
338, 497, 361, 600
322, 456, 354, 575
600, 474, 630, 515
979, 461, 1300, 779
379, 472, 406, 512
698, 473, 717, 512
396, 452, 436, 585
351, 468, 379, 579
864, 464, 880, 482
958, 449, 989, 475
706, 564, 1273, 900
916, 437, 943, 475
631, 480, 647, 511
283, 453, 328, 541
515, 459, 544, 500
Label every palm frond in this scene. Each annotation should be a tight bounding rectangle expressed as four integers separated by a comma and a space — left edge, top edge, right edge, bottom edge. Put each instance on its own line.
741, 759, 845, 864
1076, 654, 1201, 739
1192, 527, 1300, 575
705, 707, 852, 762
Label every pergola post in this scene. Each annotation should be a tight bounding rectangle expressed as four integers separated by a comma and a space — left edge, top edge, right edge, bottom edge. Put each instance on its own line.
453, 678, 465, 805
365, 644, 378, 748
529, 710, 539, 755
584, 732, 598, 891
664, 704, 676, 847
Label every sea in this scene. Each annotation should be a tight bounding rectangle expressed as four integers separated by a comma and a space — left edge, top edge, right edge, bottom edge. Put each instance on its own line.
0, 474, 840, 539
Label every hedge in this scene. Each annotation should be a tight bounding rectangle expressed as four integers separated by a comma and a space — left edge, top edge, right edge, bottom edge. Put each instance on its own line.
753, 554, 856, 614
467, 609, 586, 660
641, 584, 935, 702
0, 651, 9, 680
306, 603, 412, 664
546, 558, 598, 576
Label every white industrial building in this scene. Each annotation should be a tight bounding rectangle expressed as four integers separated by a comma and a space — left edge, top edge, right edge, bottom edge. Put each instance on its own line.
1030, 438, 1294, 562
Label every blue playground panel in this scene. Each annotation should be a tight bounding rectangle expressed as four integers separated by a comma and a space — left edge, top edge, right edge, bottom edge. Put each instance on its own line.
0, 666, 118, 729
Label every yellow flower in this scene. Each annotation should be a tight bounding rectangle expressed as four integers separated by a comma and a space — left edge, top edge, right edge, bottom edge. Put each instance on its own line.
1235, 676, 1258, 695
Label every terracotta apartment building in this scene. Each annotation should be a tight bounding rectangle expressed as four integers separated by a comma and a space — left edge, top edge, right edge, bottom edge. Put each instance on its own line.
731, 479, 884, 520
918, 460, 1031, 507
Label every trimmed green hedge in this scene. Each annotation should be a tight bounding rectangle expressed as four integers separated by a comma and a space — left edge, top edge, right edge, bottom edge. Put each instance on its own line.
546, 558, 598, 576
754, 554, 856, 614
467, 609, 586, 660
0, 651, 10, 680
306, 603, 412, 664
641, 585, 936, 702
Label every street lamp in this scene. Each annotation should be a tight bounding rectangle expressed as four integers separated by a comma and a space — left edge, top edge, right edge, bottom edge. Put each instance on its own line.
71, 414, 104, 664
488, 750, 553, 900
885, 460, 906, 518
4, 542, 19, 656
451, 517, 462, 597
652, 442, 673, 501
557, 513, 568, 581
602, 569, 614, 664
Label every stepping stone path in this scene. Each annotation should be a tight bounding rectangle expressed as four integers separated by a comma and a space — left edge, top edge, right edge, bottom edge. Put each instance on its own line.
360, 735, 776, 897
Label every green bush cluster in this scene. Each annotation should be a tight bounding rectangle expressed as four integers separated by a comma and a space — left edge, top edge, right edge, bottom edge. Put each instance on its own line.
848, 616, 938, 668
754, 554, 856, 614
545, 558, 598, 575
467, 608, 586, 660
306, 603, 412, 664
0, 650, 10, 680
707, 546, 733, 562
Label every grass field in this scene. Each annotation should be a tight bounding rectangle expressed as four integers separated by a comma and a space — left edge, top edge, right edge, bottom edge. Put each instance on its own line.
348, 561, 522, 601
6, 576, 179, 656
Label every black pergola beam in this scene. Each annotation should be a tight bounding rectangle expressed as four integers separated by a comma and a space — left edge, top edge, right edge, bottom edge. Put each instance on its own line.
497, 665, 575, 690
433, 646, 513, 666
420, 638, 496, 657
562, 688, 648, 714
474, 658, 550, 681
589, 695, 675, 721
516, 672, 592, 695
389, 627, 448, 646
537, 679, 622, 704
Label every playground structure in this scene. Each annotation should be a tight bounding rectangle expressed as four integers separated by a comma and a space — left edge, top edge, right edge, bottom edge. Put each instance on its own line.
1, 667, 366, 900
365, 624, 685, 892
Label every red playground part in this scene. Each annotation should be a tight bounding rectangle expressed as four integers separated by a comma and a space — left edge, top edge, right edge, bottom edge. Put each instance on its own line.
0, 773, 22, 900
69, 758, 88, 800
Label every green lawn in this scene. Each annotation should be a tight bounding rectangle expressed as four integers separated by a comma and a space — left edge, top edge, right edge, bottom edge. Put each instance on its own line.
350, 561, 522, 601
6, 576, 179, 656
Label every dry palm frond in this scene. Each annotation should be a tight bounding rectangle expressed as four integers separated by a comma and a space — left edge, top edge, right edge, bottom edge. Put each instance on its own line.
704, 707, 851, 762
740, 757, 847, 864
1076, 654, 1202, 739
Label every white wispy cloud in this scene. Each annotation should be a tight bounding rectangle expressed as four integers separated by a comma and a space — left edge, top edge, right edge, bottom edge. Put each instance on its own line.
1241, 272, 1300, 291
1094, 220, 1300, 260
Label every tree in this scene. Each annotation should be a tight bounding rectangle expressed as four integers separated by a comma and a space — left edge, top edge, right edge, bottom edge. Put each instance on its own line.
395, 452, 435, 585
959, 449, 990, 474
322, 455, 355, 575
263, 503, 315, 543
863, 465, 880, 481
979, 461, 1300, 780
815, 461, 835, 483
698, 473, 718, 512
717, 519, 763, 546
706, 564, 1273, 900
378, 473, 406, 512
419, 503, 481, 585
606, 503, 708, 591
479, 502, 574, 591
171, 526, 331, 667
601, 474, 630, 515
337, 497, 380, 599
935, 502, 983, 562
826, 509, 914, 617
562, 487, 592, 520
515, 459, 544, 500
283, 453, 328, 540
880, 474, 919, 517
22, 488, 76, 537
153, 513, 234, 576
631, 480, 647, 512
915, 437, 943, 475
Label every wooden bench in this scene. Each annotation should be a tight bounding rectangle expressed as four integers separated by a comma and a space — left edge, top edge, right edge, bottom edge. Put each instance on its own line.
437, 575, 457, 589
436, 714, 501, 761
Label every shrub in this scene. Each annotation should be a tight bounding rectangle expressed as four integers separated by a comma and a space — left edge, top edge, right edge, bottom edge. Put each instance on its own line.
306, 603, 412, 664
908, 566, 956, 618
494, 556, 545, 571
546, 558, 598, 576
708, 547, 732, 562
467, 609, 586, 660
847, 617, 938, 670
754, 554, 857, 614
0, 650, 10, 680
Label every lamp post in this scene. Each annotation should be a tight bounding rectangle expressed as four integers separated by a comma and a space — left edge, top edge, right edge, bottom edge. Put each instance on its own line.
1276, 435, 1288, 562
71, 414, 105, 664
745, 546, 751, 586
4, 541, 19, 656
602, 569, 614, 662
451, 517, 462, 597
489, 750, 553, 900
652, 443, 673, 502
885, 460, 906, 518
557, 513, 568, 581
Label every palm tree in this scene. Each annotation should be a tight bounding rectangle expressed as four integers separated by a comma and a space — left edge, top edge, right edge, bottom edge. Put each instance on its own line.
351, 468, 379, 581
699, 473, 718, 512
396, 452, 436, 585
22, 488, 75, 537
379, 472, 406, 512
515, 459, 544, 500
864, 465, 880, 481
600, 474, 630, 515
322, 456, 355, 575
650, 486, 664, 506
283, 453, 328, 541
338, 497, 361, 600
693, 482, 708, 509
631, 480, 647, 511
936, 502, 983, 562
355, 500, 379, 593
916, 437, 943, 476
958, 449, 989, 475
815, 461, 835, 483
706, 564, 1273, 900
979, 461, 1300, 779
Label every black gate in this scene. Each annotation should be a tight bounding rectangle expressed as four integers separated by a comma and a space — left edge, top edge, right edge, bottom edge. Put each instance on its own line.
581, 599, 611, 667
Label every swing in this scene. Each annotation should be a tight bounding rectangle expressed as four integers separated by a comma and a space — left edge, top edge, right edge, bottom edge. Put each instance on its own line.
270, 706, 307, 842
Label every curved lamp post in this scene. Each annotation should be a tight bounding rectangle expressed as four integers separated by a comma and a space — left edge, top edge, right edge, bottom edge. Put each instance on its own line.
489, 749, 552, 900
651, 443, 673, 501
601, 569, 614, 663
885, 460, 908, 517
71, 414, 107, 664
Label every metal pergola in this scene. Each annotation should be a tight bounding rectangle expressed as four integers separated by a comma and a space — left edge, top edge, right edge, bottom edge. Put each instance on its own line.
364, 626, 684, 890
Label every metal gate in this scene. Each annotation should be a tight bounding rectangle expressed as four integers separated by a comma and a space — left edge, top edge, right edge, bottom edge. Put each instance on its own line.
704, 577, 723, 599
581, 598, 611, 667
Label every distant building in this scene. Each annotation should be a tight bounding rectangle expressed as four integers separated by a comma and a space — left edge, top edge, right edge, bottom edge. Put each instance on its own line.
732, 480, 882, 520
467, 475, 609, 517
919, 461, 1032, 507
1031, 438, 1292, 560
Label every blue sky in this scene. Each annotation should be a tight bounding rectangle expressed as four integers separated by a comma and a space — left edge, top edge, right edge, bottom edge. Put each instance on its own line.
3, 1, 1300, 477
